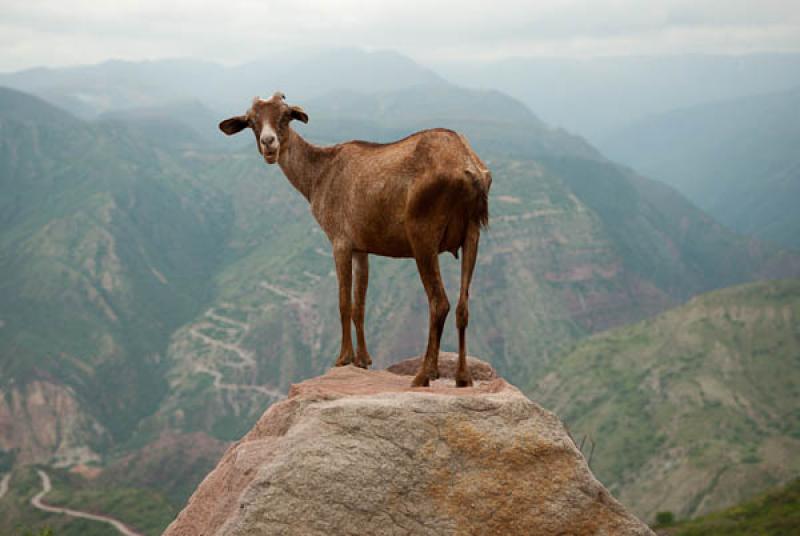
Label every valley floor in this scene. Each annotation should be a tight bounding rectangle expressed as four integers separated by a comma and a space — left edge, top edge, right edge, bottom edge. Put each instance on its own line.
0, 466, 174, 536
30, 470, 144, 536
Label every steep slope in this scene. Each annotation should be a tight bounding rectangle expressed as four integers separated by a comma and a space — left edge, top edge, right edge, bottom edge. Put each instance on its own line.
534, 279, 800, 522
0, 87, 230, 462
600, 88, 800, 249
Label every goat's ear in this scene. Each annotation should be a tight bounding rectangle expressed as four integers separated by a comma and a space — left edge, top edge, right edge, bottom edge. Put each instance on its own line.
219, 115, 249, 135
289, 105, 309, 124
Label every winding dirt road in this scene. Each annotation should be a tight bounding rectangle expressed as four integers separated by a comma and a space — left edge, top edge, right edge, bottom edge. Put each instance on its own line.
30, 469, 144, 536
187, 306, 284, 399
0, 472, 9, 500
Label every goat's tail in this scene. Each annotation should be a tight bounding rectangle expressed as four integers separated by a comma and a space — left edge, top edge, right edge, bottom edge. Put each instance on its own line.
466, 167, 492, 228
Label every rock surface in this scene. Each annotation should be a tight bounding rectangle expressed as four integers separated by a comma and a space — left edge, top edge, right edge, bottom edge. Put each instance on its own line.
164, 356, 654, 536
386, 352, 498, 381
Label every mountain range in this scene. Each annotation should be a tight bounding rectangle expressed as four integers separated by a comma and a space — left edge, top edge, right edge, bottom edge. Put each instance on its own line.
5, 49, 800, 142
434, 53, 800, 142
0, 49, 444, 120
1, 49, 799, 534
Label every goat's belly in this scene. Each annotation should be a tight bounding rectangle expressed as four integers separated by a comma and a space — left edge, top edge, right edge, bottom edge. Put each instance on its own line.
362, 244, 415, 258
354, 220, 465, 259
354, 225, 415, 258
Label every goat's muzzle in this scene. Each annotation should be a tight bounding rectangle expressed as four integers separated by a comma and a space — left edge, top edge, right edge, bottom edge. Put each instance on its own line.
263, 150, 278, 164
261, 142, 279, 164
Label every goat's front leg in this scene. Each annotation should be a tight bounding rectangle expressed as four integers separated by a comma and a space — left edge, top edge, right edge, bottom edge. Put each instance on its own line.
333, 242, 355, 367
352, 251, 373, 369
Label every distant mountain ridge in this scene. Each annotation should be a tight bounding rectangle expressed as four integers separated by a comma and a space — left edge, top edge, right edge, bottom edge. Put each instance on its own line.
6, 50, 800, 144
434, 53, 800, 142
0, 49, 445, 119
301, 85, 602, 160
600, 87, 800, 250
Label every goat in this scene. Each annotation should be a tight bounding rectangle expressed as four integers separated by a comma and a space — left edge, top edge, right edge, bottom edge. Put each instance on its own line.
219, 92, 491, 387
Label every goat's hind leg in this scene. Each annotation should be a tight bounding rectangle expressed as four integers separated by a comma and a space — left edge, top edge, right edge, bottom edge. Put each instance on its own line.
333, 243, 355, 367
352, 251, 372, 368
455, 222, 479, 387
410, 250, 449, 387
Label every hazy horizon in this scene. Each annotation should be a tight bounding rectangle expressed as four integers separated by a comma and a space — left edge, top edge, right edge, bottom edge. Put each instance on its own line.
2, 0, 799, 72
4, 46, 800, 74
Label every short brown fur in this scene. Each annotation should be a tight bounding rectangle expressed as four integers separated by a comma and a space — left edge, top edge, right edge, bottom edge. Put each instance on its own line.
220, 92, 491, 387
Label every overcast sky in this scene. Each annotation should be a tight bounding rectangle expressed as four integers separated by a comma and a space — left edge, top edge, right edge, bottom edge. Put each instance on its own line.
1, 0, 799, 72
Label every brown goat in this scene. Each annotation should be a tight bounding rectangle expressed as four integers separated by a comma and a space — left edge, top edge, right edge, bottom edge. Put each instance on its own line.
220, 92, 491, 387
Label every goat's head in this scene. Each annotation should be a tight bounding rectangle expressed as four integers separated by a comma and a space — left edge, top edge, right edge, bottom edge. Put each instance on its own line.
219, 92, 309, 164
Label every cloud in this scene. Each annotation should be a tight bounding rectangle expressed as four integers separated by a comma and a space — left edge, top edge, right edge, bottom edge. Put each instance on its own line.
1, 0, 799, 71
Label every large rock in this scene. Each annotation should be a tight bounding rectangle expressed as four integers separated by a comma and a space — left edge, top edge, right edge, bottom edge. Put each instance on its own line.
164, 356, 653, 536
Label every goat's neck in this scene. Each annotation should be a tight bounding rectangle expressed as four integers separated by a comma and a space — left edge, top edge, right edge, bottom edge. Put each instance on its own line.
278, 129, 333, 202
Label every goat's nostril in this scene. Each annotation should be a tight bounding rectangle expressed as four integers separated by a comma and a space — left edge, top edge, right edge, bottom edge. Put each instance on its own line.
262, 135, 276, 147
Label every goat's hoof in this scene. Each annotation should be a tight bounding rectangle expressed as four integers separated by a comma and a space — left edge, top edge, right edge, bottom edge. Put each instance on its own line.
411, 372, 430, 388
455, 375, 474, 388
354, 350, 373, 369
334, 352, 354, 367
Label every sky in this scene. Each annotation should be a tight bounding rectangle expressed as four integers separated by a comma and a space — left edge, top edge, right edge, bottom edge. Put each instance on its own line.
1, 0, 799, 72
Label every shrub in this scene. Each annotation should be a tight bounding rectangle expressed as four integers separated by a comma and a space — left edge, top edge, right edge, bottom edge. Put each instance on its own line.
655, 511, 675, 526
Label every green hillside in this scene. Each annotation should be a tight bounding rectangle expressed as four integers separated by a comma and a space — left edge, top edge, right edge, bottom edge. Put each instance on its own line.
0, 86, 230, 452
535, 279, 800, 523
656, 477, 800, 536
602, 88, 800, 249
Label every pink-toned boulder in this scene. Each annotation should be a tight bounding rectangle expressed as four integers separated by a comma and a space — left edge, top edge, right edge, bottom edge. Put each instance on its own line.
164, 356, 653, 536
